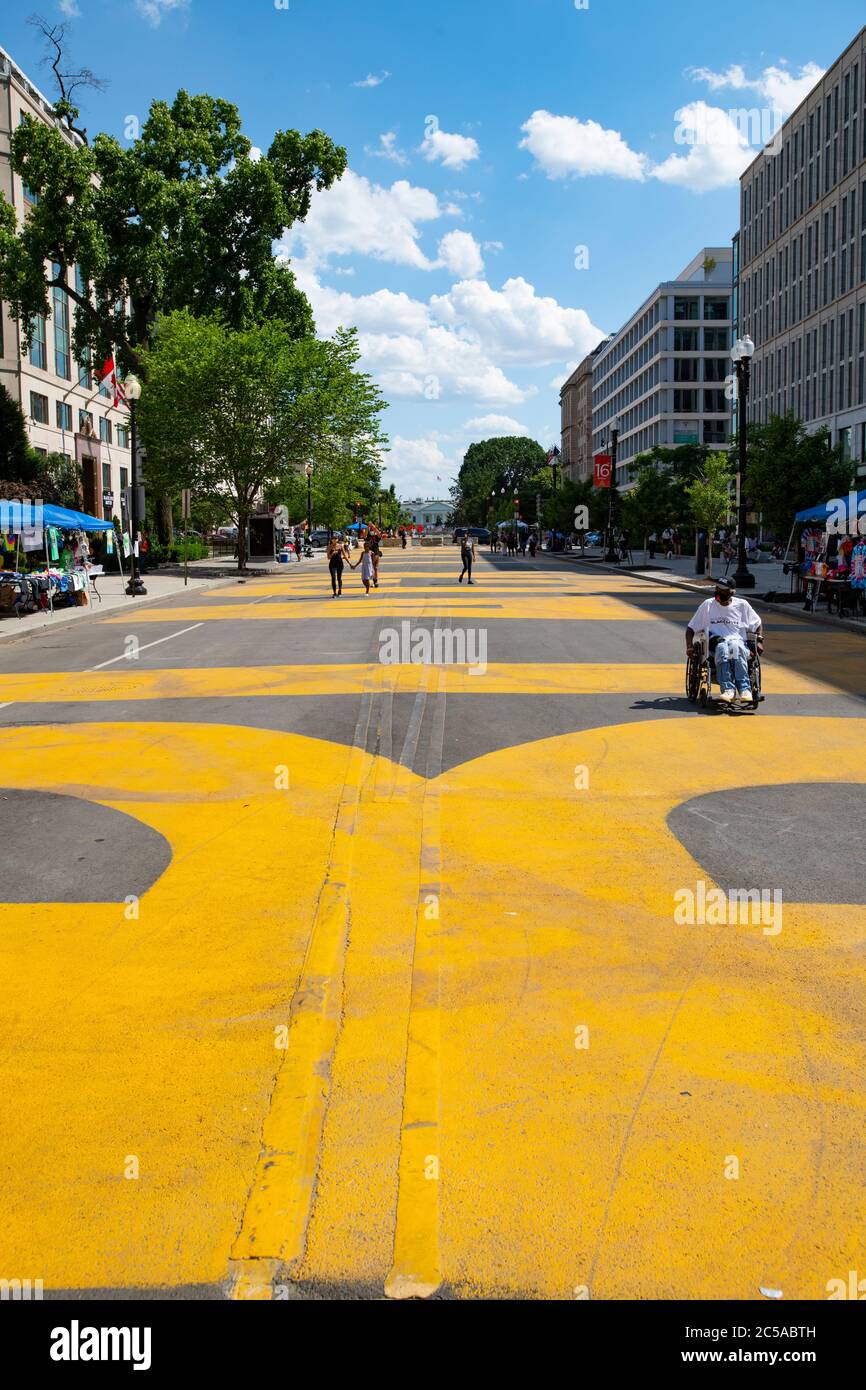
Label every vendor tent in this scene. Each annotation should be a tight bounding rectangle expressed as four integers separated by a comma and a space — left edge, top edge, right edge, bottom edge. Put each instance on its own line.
41, 504, 116, 532
794, 489, 866, 523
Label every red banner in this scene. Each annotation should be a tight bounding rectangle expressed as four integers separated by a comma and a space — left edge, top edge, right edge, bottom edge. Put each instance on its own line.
594, 453, 613, 488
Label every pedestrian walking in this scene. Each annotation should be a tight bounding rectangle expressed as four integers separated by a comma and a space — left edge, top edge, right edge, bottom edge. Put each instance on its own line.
528, 532, 537, 558
327, 534, 346, 596
351, 544, 375, 594
458, 532, 476, 585
648, 531, 657, 560
672, 526, 682, 557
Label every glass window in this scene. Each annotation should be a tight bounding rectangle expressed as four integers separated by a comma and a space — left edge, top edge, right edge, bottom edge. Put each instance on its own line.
704, 389, 728, 413
704, 328, 729, 351
674, 328, 699, 351
704, 299, 730, 321
704, 358, 728, 382
29, 392, 49, 424
19, 113, 39, 204
51, 262, 71, 380
99, 417, 112, 443
673, 389, 697, 412
56, 400, 73, 430
29, 314, 47, 371
674, 359, 698, 382
674, 298, 699, 320
116, 424, 130, 449
79, 409, 93, 433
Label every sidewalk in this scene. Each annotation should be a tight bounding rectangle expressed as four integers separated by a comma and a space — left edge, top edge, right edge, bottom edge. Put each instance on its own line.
0, 566, 223, 646
557, 545, 866, 634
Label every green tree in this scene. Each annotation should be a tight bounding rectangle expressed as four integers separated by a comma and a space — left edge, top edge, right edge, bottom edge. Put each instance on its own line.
686, 452, 733, 577
744, 413, 854, 538
0, 86, 346, 375
0, 384, 36, 482
621, 462, 680, 558
455, 436, 548, 527
138, 313, 386, 571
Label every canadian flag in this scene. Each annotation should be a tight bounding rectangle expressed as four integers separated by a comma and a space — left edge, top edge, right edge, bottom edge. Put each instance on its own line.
98, 353, 128, 409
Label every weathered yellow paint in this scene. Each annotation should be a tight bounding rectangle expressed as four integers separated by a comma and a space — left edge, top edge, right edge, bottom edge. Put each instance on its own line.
103, 598, 724, 623
0, 661, 841, 702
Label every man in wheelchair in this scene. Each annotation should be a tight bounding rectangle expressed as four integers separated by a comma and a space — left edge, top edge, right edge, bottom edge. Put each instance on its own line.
686, 577, 764, 706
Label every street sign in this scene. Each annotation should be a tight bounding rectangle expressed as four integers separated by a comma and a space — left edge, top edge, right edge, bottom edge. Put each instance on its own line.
594, 453, 612, 488
181, 489, 192, 520
102, 490, 114, 510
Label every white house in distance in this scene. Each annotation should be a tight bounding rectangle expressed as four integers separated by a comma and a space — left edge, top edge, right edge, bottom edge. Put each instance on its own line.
0, 45, 133, 521
401, 497, 453, 528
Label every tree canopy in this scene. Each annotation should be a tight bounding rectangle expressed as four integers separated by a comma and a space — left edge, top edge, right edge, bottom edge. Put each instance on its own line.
0, 88, 347, 374
455, 435, 549, 526
744, 414, 855, 537
138, 312, 386, 568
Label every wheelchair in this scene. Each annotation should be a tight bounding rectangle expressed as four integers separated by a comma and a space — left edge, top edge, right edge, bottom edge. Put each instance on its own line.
685, 631, 763, 713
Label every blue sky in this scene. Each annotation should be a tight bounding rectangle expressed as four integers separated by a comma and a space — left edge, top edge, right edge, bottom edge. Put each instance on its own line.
5, 0, 865, 496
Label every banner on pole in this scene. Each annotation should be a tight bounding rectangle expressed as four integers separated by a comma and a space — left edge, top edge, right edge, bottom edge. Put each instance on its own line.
594, 453, 613, 488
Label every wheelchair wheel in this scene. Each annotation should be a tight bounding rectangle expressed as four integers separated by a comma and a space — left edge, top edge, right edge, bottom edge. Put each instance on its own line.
750, 654, 762, 709
685, 652, 700, 701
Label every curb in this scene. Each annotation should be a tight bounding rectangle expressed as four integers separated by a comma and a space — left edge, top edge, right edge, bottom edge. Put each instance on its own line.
0, 572, 241, 651
557, 554, 866, 638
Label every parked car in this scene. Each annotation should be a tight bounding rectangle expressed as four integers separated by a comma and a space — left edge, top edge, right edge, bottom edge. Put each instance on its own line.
309, 530, 330, 547
467, 526, 491, 543
452, 528, 467, 544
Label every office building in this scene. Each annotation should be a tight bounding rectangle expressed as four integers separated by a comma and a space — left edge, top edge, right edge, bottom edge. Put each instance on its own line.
0, 45, 131, 519
737, 24, 866, 477
591, 249, 733, 487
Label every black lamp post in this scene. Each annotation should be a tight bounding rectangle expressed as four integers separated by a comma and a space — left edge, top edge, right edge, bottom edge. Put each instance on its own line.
731, 334, 756, 589
304, 462, 313, 549
124, 374, 146, 596
604, 417, 620, 562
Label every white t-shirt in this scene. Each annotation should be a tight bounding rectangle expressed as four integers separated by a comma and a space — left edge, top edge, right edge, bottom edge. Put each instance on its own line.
689, 596, 762, 641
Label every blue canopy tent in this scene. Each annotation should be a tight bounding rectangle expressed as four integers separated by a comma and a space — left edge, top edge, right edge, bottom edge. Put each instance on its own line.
41, 503, 116, 532
40, 503, 122, 615
794, 489, 866, 523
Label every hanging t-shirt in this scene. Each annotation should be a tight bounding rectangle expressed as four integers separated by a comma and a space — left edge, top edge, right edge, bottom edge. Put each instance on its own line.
850, 543, 866, 590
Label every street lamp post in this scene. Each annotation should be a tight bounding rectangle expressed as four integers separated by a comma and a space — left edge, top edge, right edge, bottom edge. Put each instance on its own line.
604, 417, 620, 562
124, 374, 146, 596
730, 335, 756, 589
304, 462, 313, 551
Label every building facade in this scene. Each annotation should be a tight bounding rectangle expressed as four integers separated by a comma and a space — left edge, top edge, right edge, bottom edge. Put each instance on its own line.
560, 340, 609, 482
401, 498, 453, 528
0, 46, 132, 520
591, 249, 733, 488
737, 24, 866, 478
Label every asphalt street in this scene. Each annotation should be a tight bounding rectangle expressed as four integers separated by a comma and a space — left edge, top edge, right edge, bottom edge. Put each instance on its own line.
0, 543, 864, 1300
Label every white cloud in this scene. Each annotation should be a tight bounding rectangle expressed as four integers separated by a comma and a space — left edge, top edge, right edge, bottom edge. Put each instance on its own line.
550, 362, 579, 388
431, 276, 606, 366
436, 230, 484, 278
353, 71, 391, 89
292, 264, 531, 404
278, 169, 450, 271
365, 132, 410, 166
689, 61, 825, 118
651, 101, 753, 191
135, 0, 188, 23
463, 414, 529, 437
421, 128, 481, 171
387, 436, 456, 496
58, 0, 80, 16
519, 110, 647, 180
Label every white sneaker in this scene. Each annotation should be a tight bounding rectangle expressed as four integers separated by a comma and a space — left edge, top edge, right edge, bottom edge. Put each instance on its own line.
718, 690, 735, 704
738, 690, 753, 704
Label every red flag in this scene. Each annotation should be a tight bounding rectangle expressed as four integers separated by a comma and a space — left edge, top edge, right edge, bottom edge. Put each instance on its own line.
99, 353, 128, 409
594, 453, 612, 488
